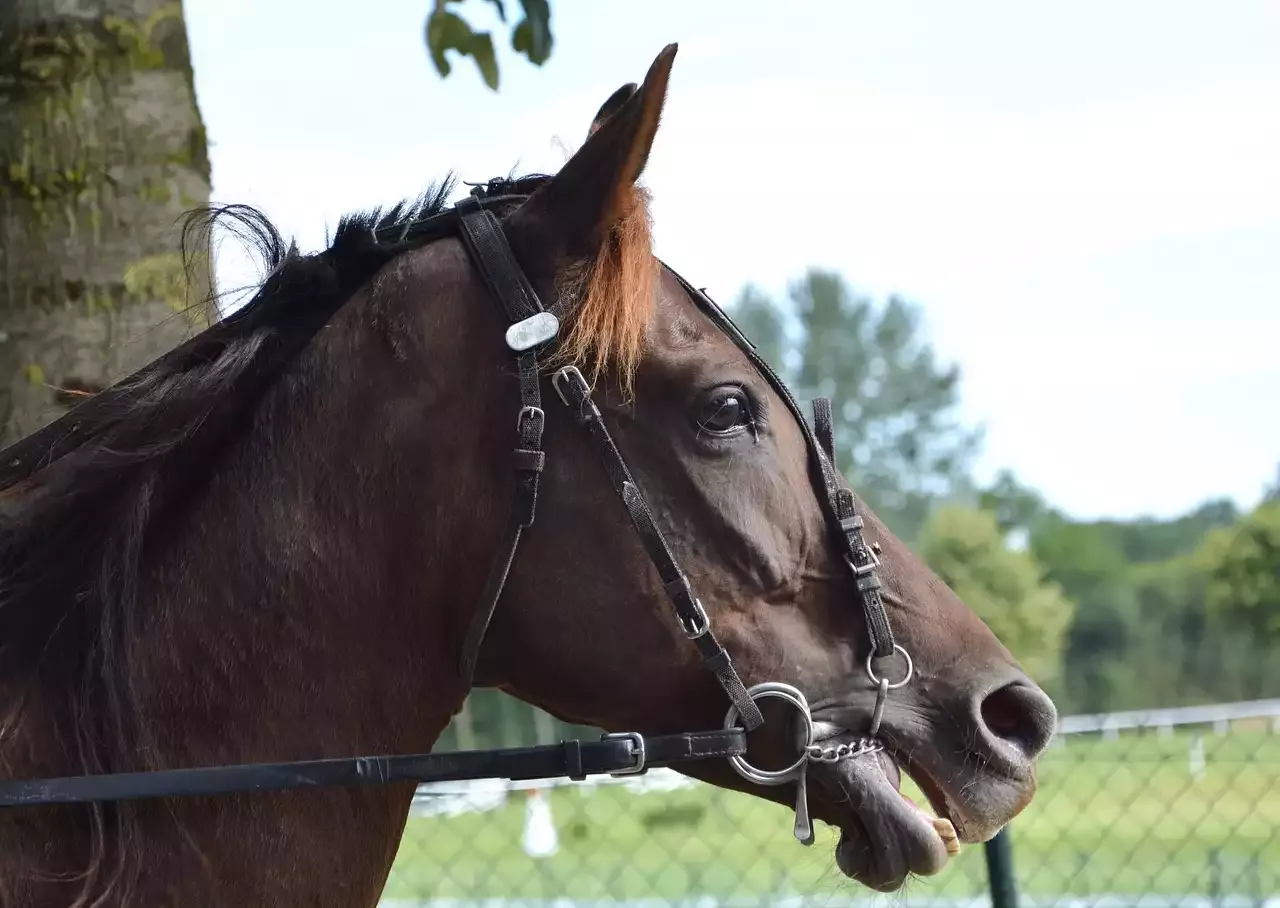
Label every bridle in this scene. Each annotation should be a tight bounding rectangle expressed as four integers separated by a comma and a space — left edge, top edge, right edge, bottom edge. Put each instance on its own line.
0, 179, 913, 847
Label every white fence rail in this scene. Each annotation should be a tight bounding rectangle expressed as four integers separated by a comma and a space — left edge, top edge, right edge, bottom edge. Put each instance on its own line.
1055, 697, 1280, 738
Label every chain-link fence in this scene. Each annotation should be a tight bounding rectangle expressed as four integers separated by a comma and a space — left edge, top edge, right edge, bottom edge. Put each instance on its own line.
380, 690, 1280, 908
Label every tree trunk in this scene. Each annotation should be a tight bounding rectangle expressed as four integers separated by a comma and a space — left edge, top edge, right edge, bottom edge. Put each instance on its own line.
0, 0, 210, 447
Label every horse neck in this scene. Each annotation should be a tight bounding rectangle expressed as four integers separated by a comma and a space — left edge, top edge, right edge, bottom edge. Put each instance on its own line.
0, 247, 512, 906
126, 277, 500, 772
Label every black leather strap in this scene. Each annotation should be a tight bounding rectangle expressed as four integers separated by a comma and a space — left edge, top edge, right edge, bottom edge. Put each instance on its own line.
552, 366, 764, 731
0, 729, 747, 808
455, 198, 551, 685
811, 399, 895, 658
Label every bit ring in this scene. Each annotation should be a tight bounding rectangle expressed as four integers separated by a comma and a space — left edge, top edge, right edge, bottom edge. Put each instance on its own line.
723, 682, 814, 786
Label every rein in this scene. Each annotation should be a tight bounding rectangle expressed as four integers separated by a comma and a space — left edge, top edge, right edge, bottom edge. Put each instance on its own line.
0, 182, 912, 848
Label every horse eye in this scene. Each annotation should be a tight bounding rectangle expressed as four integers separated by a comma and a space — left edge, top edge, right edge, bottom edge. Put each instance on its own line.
696, 387, 753, 436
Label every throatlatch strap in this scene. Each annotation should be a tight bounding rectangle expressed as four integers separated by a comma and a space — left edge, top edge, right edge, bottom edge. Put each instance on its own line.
455, 199, 550, 684
811, 398, 896, 659
554, 366, 764, 731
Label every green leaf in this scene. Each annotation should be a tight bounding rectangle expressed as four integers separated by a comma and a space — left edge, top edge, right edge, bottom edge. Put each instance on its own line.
426, 10, 469, 77
483, 0, 508, 22
512, 0, 553, 65
425, 9, 500, 90
468, 31, 500, 90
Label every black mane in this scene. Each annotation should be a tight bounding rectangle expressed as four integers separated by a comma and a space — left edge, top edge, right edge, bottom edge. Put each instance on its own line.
0, 172, 545, 757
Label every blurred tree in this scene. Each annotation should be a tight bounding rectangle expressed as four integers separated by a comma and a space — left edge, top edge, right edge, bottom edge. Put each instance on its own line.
731, 283, 787, 377
728, 269, 980, 543
979, 468, 1050, 542
1198, 501, 1280, 647
0, 0, 210, 446
978, 466, 1269, 710
1023, 513, 1140, 712
425, 0, 552, 91
917, 505, 1075, 690
1098, 498, 1239, 564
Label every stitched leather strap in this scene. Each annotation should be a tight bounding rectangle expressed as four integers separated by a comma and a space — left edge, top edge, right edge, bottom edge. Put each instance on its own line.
0, 729, 748, 807
455, 198, 551, 685
810, 399, 895, 658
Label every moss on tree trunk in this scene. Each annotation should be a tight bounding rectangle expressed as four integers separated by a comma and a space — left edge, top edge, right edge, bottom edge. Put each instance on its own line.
0, 0, 211, 446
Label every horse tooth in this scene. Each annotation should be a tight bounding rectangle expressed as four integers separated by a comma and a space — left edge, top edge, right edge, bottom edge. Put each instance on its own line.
811, 721, 844, 742
932, 817, 960, 856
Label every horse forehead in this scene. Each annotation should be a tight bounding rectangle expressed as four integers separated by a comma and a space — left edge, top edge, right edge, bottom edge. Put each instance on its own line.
651, 268, 728, 353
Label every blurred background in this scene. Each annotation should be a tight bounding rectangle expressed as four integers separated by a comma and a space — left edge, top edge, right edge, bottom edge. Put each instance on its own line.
1, 1, 1276, 906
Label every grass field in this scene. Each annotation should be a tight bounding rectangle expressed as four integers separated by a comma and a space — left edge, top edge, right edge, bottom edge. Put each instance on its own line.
381, 731, 1280, 904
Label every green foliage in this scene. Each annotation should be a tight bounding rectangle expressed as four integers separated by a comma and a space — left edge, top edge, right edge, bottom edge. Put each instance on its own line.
728, 269, 979, 542
980, 468, 1050, 537
1198, 501, 1280, 644
730, 283, 787, 375
424, 0, 554, 91
917, 505, 1074, 686
511, 0, 553, 66
980, 467, 1277, 712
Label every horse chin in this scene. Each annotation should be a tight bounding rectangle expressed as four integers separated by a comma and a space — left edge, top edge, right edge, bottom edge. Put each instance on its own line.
809, 733, 959, 892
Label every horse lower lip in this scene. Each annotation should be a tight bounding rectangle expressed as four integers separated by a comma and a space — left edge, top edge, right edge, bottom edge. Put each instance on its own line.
819, 750, 953, 887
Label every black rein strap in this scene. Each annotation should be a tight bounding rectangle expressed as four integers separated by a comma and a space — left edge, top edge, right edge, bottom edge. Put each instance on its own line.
0, 730, 746, 808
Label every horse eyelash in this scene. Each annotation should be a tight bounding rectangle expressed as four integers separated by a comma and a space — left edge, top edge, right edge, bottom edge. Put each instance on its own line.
730, 384, 762, 443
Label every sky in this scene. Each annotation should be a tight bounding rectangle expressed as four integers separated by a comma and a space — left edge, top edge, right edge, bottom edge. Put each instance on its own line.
184, 0, 1280, 522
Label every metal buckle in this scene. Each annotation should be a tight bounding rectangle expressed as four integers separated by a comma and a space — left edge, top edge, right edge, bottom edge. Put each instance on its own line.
845, 545, 882, 577
680, 598, 710, 639
552, 366, 587, 406
517, 405, 544, 432
601, 732, 647, 776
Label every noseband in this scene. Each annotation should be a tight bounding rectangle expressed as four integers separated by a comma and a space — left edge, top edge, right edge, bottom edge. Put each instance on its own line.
0, 180, 913, 847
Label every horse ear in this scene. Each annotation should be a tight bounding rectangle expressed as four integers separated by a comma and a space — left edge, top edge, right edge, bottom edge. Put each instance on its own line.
505, 44, 675, 269
588, 83, 638, 137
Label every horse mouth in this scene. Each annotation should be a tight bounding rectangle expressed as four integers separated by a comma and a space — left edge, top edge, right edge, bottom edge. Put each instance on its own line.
807, 723, 961, 892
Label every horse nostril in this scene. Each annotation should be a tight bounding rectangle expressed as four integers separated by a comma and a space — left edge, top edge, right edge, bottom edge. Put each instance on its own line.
978, 681, 1058, 760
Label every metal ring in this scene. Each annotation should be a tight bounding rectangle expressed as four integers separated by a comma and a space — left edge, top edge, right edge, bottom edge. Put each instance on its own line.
723, 682, 814, 786
865, 644, 914, 690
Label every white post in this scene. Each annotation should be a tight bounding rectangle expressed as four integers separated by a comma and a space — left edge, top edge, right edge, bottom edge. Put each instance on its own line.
1188, 735, 1206, 780
522, 788, 560, 858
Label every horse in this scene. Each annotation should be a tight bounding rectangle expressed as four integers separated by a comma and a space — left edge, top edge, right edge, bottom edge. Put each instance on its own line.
0, 44, 1056, 907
